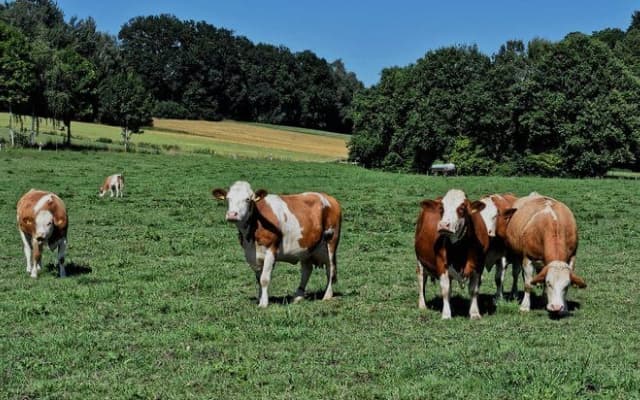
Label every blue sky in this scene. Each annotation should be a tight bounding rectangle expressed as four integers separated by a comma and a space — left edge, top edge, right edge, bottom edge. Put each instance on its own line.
56, 0, 637, 86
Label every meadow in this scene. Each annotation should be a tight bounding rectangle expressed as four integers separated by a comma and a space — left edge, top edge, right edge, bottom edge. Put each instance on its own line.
0, 114, 349, 162
1, 149, 639, 399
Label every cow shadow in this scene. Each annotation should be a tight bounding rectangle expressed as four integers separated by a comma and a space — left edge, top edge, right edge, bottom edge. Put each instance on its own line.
248, 290, 344, 305
526, 291, 581, 318
45, 262, 92, 276
426, 294, 497, 318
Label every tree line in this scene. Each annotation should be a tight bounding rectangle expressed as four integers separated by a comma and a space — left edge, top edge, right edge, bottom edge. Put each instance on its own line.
349, 12, 640, 177
0, 0, 362, 147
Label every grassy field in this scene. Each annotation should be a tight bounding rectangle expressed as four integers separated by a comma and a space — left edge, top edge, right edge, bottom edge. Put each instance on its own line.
0, 114, 349, 162
1, 149, 639, 399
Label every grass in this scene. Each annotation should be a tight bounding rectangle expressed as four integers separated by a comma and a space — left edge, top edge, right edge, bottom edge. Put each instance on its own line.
1, 148, 639, 399
0, 113, 349, 162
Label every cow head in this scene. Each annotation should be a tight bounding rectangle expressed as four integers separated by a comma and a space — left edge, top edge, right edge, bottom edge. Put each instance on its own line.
428, 189, 484, 244
212, 181, 267, 223
34, 210, 55, 244
531, 261, 587, 315
478, 196, 499, 237
98, 187, 107, 197
493, 193, 517, 240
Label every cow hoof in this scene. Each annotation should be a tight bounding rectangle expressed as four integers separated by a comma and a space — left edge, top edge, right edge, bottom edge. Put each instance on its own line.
322, 294, 333, 301
519, 306, 530, 313
258, 303, 268, 308
470, 313, 482, 320
418, 303, 427, 310
441, 314, 452, 320
293, 295, 304, 303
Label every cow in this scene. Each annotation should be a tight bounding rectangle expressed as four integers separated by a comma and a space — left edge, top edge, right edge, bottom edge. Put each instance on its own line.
493, 193, 587, 316
415, 189, 489, 319
99, 173, 125, 198
478, 193, 520, 302
16, 189, 68, 278
212, 181, 342, 308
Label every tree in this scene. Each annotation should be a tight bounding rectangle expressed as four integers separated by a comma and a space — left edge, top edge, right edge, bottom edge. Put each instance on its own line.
44, 48, 97, 145
98, 71, 153, 151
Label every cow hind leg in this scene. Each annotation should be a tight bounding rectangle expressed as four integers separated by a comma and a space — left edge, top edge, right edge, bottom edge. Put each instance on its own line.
417, 261, 427, 309
509, 259, 521, 300
493, 257, 506, 304
20, 231, 32, 274
322, 247, 337, 300
294, 260, 313, 303
57, 238, 67, 278
258, 251, 275, 308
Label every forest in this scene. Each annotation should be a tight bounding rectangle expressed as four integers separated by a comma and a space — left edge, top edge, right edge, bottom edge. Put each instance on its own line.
2, 0, 640, 177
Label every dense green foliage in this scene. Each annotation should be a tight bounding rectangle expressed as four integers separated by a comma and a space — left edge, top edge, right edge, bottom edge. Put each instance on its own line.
349, 23, 640, 177
0, 1, 362, 136
1, 149, 639, 398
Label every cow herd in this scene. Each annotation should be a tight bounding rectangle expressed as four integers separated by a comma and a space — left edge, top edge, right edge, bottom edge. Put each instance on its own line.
15, 177, 587, 319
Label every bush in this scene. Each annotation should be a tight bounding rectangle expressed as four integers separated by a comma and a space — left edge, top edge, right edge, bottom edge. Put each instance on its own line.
515, 152, 563, 177
446, 137, 495, 176
153, 101, 189, 119
96, 137, 113, 144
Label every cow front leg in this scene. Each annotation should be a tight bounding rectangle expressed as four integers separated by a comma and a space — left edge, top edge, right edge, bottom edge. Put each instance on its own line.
417, 261, 428, 309
57, 238, 67, 278
30, 240, 43, 279
19, 231, 33, 274
520, 257, 534, 312
294, 260, 313, 303
258, 250, 275, 308
439, 271, 451, 319
469, 270, 482, 319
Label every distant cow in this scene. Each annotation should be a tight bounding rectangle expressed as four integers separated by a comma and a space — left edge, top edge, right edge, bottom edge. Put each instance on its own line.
17, 190, 68, 278
212, 181, 342, 307
415, 189, 489, 319
494, 193, 587, 315
479, 193, 520, 302
99, 173, 124, 197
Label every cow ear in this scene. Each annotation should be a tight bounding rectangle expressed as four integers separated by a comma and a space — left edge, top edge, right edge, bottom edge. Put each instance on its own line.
21, 216, 34, 227
570, 272, 587, 288
530, 265, 549, 285
420, 199, 440, 210
211, 188, 227, 200
500, 208, 517, 220
253, 189, 268, 202
469, 200, 485, 214
55, 218, 65, 227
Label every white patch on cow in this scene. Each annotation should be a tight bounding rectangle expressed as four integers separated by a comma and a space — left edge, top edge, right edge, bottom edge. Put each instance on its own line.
33, 194, 53, 213
303, 192, 331, 208
225, 181, 255, 222
34, 210, 54, 240
544, 261, 570, 313
479, 197, 498, 237
264, 195, 306, 260
439, 189, 467, 243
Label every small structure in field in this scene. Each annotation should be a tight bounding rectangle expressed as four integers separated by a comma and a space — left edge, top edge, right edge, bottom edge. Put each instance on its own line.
430, 163, 456, 176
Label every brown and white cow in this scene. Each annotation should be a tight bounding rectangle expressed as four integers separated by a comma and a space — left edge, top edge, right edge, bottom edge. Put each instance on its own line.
494, 193, 587, 315
479, 193, 520, 302
99, 173, 124, 198
212, 181, 342, 308
17, 189, 68, 278
415, 189, 489, 319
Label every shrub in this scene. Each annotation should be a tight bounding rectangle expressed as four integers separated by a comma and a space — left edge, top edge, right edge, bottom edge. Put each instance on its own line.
153, 101, 189, 119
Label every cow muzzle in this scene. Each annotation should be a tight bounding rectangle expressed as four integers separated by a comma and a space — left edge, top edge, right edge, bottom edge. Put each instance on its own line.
546, 303, 567, 315
35, 236, 46, 244
225, 211, 240, 222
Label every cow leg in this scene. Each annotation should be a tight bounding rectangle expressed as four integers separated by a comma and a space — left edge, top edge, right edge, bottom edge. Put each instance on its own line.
258, 250, 275, 308
57, 238, 67, 278
323, 247, 337, 300
509, 258, 521, 300
469, 270, 482, 320
19, 231, 33, 274
30, 239, 43, 279
417, 261, 428, 309
520, 257, 534, 312
494, 257, 506, 303
439, 272, 451, 320
110, 187, 114, 197
294, 260, 313, 303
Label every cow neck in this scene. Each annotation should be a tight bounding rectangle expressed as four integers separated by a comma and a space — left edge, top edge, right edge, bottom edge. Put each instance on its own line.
236, 202, 282, 245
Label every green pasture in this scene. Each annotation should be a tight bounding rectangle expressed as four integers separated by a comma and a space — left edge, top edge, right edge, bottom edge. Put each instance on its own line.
1, 149, 638, 399
0, 114, 342, 162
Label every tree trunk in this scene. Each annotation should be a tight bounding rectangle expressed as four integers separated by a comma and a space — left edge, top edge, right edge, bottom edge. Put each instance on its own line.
9, 103, 14, 147
30, 111, 36, 146
65, 118, 71, 146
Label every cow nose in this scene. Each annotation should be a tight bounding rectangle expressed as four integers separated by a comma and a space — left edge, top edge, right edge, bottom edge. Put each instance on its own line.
226, 211, 239, 221
438, 221, 452, 233
36, 236, 45, 244
547, 303, 564, 313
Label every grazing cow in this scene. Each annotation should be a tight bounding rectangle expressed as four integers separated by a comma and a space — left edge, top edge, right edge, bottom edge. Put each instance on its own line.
16, 189, 68, 278
479, 193, 520, 302
99, 173, 124, 198
212, 181, 342, 308
494, 193, 587, 315
415, 189, 489, 319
